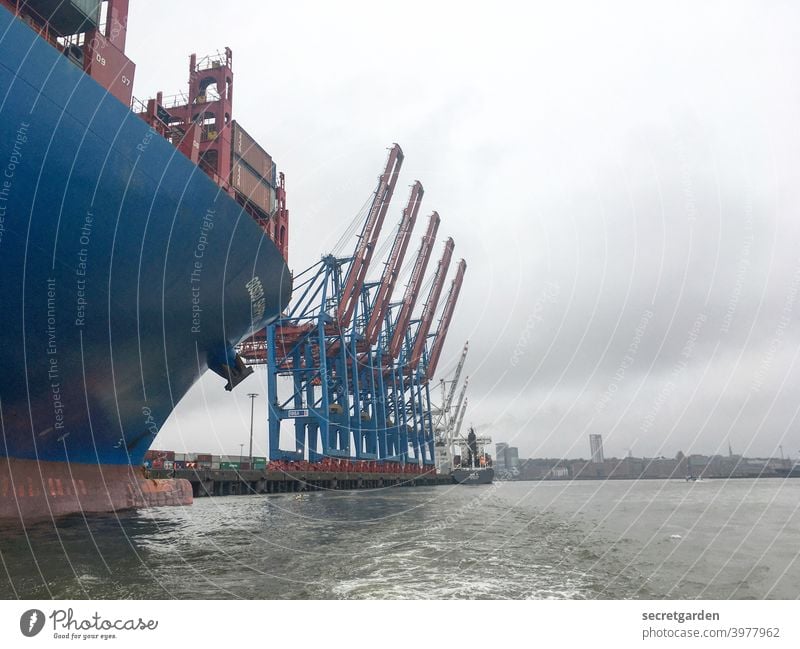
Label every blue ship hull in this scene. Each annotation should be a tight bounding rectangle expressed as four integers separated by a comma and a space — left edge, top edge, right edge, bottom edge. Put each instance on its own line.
0, 6, 291, 476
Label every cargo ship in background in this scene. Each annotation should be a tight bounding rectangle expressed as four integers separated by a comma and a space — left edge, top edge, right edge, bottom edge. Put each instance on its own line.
775, 464, 800, 478
0, 0, 292, 521
451, 427, 494, 485
431, 345, 493, 484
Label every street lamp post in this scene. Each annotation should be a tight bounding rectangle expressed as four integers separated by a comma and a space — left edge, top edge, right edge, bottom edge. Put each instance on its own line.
247, 393, 258, 467
239, 443, 244, 467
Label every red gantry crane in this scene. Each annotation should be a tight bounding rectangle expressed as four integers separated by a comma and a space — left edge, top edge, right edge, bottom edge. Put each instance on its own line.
388, 212, 440, 361
363, 181, 424, 347
336, 143, 404, 331
406, 237, 455, 372
424, 259, 467, 381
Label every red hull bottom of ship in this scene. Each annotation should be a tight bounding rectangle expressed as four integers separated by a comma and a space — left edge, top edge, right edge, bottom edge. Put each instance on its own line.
0, 458, 193, 523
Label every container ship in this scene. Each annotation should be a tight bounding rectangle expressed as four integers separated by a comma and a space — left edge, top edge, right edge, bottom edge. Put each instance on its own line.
451, 427, 494, 485
0, 0, 292, 521
775, 465, 800, 478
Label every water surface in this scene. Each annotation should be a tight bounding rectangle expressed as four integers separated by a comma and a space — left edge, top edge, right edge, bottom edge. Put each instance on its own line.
1, 478, 798, 599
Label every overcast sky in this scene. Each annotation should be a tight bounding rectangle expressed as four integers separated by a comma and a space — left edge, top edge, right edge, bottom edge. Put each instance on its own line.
130, 0, 800, 461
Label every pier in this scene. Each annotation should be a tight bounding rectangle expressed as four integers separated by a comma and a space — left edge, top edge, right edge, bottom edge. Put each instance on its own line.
146, 467, 453, 497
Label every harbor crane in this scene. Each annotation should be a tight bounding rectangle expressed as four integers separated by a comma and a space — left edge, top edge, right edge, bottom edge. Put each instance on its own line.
336, 144, 403, 331
425, 260, 467, 382
237, 144, 467, 472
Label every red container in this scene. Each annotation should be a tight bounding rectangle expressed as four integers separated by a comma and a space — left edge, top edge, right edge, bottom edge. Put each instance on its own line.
231, 161, 274, 215
231, 122, 275, 182
145, 449, 175, 461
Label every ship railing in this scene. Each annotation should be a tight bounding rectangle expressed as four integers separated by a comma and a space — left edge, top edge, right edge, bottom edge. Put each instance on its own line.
194, 51, 230, 72
56, 31, 85, 48
161, 92, 190, 110
130, 96, 148, 114
129, 93, 189, 115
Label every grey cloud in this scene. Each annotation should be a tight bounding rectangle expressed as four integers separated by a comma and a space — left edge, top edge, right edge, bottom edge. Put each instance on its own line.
134, 0, 800, 462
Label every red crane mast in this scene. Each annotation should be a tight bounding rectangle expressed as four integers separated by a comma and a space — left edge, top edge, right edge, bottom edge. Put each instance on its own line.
407, 237, 455, 372
363, 181, 424, 347
424, 259, 467, 381
388, 213, 440, 360
336, 144, 403, 330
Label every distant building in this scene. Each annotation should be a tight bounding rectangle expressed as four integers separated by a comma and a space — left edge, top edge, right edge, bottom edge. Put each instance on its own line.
495, 443, 509, 470
506, 447, 520, 471
589, 434, 604, 464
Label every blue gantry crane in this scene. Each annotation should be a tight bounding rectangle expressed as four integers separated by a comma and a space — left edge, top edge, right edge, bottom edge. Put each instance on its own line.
238, 144, 467, 472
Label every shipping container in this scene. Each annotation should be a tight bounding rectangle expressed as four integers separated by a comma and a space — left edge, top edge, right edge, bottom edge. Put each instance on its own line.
219, 461, 241, 470
231, 121, 276, 183
231, 161, 274, 215
29, 0, 100, 33
145, 449, 175, 461
196, 454, 213, 463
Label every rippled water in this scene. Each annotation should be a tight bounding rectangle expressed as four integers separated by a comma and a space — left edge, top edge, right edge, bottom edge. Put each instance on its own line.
1, 478, 798, 599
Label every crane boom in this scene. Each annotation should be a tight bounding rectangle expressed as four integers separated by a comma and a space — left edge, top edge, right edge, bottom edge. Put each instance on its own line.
453, 395, 468, 440
407, 237, 454, 371
363, 181, 423, 346
424, 259, 467, 381
337, 143, 403, 330
451, 376, 468, 437
441, 341, 468, 417
387, 212, 440, 359
433, 342, 468, 431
